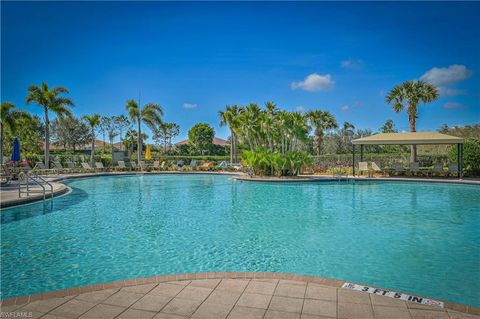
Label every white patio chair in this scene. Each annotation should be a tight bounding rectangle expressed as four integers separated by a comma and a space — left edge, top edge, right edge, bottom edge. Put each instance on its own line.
358, 161, 369, 176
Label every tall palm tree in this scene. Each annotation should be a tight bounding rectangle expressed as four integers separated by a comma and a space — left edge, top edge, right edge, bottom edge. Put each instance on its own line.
386, 80, 439, 162
219, 105, 242, 163
125, 99, 163, 163
306, 110, 338, 155
82, 114, 101, 165
26, 82, 74, 167
1, 102, 30, 164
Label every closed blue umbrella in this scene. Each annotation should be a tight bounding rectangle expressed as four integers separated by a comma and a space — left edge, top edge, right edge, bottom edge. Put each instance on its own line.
10, 137, 20, 162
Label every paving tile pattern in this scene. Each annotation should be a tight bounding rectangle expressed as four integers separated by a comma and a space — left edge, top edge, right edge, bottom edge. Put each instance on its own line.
1, 278, 478, 319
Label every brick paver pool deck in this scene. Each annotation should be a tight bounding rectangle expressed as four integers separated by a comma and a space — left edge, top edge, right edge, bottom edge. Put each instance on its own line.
1, 273, 479, 319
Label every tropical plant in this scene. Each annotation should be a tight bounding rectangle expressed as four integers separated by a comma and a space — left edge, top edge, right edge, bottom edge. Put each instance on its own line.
242, 148, 312, 176
385, 80, 439, 162
306, 110, 338, 155
219, 104, 242, 163
25, 82, 74, 167
113, 115, 131, 151
82, 113, 101, 164
1, 102, 30, 164
153, 122, 180, 153
380, 119, 397, 133
188, 123, 215, 155
103, 116, 118, 155
99, 116, 111, 153
2, 115, 43, 159
449, 138, 480, 176
124, 129, 148, 159
50, 116, 90, 152
126, 99, 163, 162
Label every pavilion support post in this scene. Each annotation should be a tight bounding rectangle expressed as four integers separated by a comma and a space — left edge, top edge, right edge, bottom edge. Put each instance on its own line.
360, 145, 364, 162
457, 143, 462, 178
459, 143, 464, 178
352, 144, 355, 177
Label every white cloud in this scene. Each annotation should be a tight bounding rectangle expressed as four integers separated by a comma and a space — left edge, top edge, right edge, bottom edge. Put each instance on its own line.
420, 64, 473, 86
295, 106, 306, 113
340, 105, 350, 112
443, 102, 463, 109
183, 103, 197, 109
291, 73, 335, 92
443, 88, 468, 96
341, 58, 364, 70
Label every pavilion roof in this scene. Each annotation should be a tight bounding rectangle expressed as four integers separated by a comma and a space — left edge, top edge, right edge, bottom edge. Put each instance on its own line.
352, 132, 464, 145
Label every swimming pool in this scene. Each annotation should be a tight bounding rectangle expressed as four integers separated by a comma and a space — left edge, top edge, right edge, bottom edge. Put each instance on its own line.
1, 174, 479, 306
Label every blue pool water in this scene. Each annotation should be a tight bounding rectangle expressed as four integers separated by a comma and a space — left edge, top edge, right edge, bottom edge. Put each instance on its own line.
1, 174, 479, 306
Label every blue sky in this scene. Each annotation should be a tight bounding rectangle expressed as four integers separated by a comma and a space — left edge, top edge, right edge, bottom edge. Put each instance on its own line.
2, 2, 479, 143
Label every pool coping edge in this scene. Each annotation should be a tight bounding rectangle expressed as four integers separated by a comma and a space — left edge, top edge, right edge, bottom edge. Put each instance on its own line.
1, 272, 479, 315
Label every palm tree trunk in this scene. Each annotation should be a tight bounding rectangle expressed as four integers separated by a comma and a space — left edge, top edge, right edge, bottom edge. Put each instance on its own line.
230, 130, 233, 164
110, 136, 114, 156
44, 108, 50, 168
119, 129, 123, 151
91, 128, 95, 165
316, 128, 322, 156
409, 113, 417, 163
137, 118, 142, 163
0, 124, 4, 165
103, 133, 106, 154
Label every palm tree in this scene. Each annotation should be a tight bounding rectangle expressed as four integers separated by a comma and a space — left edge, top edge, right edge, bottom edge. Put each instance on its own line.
125, 99, 163, 163
306, 110, 338, 155
82, 114, 101, 165
26, 82, 74, 167
113, 115, 131, 151
1, 102, 30, 164
386, 80, 439, 162
219, 105, 242, 163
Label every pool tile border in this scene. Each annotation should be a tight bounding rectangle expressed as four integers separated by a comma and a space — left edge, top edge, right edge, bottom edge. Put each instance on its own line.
1, 272, 478, 316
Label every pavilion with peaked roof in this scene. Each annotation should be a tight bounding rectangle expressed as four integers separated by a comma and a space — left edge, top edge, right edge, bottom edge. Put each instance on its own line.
351, 132, 465, 178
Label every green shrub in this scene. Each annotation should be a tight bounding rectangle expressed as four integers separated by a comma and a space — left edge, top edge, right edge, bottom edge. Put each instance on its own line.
449, 138, 480, 176
242, 148, 312, 176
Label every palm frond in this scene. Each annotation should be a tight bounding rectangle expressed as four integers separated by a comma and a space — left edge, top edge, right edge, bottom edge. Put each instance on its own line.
125, 99, 140, 122
142, 103, 163, 129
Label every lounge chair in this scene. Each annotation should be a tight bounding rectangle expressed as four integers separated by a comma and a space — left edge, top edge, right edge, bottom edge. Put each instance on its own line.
448, 163, 459, 177
176, 160, 184, 167
153, 161, 160, 170
231, 163, 243, 171
81, 162, 95, 172
95, 162, 105, 171
371, 162, 384, 176
358, 161, 369, 176
1, 164, 13, 185
393, 163, 406, 175
430, 163, 444, 177
116, 161, 127, 171
219, 161, 227, 169
53, 161, 66, 174
189, 159, 197, 169
34, 161, 57, 175
199, 162, 212, 170
20, 161, 32, 172
66, 161, 78, 172
409, 162, 422, 176
130, 161, 138, 170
